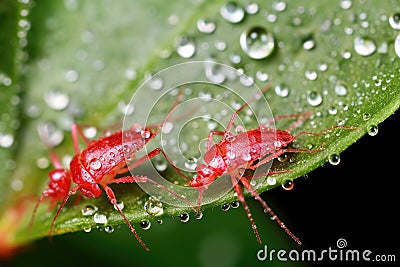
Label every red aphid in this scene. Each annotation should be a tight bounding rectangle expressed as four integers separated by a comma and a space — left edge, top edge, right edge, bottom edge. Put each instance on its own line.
30, 94, 194, 251
188, 86, 356, 245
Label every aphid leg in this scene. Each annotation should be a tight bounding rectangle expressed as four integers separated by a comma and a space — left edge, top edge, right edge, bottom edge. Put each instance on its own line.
123, 147, 191, 181
224, 84, 272, 133
71, 123, 91, 154
207, 130, 225, 150
230, 173, 262, 244
29, 194, 48, 230
49, 185, 81, 240
239, 176, 302, 245
103, 185, 149, 251
111, 176, 196, 213
292, 125, 358, 140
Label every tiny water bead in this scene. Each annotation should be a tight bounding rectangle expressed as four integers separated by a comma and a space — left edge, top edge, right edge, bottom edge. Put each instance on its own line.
307, 91, 323, 106
328, 154, 341, 166
367, 124, 378, 136
221, 203, 230, 211
194, 212, 204, 220
240, 26, 275, 59
104, 225, 114, 234
144, 197, 164, 216
82, 205, 98, 216
230, 201, 240, 208
362, 113, 371, 121
274, 84, 290, 98
176, 36, 196, 58
281, 179, 294, 191
266, 177, 277, 186
220, 2, 245, 23
353, 36, 376, 56
179, 213, 190, 222
140, 220, 151, 230
334, 83, 347, 96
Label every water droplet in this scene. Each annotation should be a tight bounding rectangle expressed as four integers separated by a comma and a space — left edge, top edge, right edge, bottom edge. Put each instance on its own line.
230, 201, 240, 208
83, 226, 92, 233
221, 203, 230, 211
242, 154, 251, 161
335, 83, 347, 96
154, 159, 168, 171
240, 26, 275, 59
307, 91, 323, 106
104, 225, 114, 233
389, 13, 400, 30
82, 205, 98, 216
124, 68, 137, 80
267, 177, 277, 186
305, 70, 318, 81
146, 73, 164, 90
113, 201, 124, 211
184, 158, 198, 171
157, 219, 163, 224
245, 3, 259, 14
328, 106, 338, 115
194, 212, 203, 220
64, 69, 79, 83
141, 129, 151, 139
367, 125, 378, 136
362, 113, 371, 121
220, 2, 245, 23
274, 84, 290, 97
176, 36, 196, 58
140, 220, 151, 230
0, 134, 14, 148
144, 198, 164, 216
328, 154, 341, 165
272, 1, 287, 12
354, 36, 376, 56
118, 101, 135, 115
83, 127, 97, 139
281, 179, 294, 190
89, 158, 102, 171
340, 0, 352, 9
197, 19, 216, 33
93, 213, 108, 224
162, 122, 173, 134
44, 89, 70, 110
303, 39, 315, 50
395, 34, 400, 58
179, 213, 190, 223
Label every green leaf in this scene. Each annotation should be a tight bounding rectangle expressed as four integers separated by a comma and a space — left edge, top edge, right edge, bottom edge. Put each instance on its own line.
1, 0, 399, 250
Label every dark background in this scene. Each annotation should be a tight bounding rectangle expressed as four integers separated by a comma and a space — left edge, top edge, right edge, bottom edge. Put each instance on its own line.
5, 112, 399, 267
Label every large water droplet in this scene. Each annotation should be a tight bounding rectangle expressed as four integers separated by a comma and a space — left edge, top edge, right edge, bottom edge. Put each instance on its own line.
221, 203, 230, 211
176, 36, 196, 58
82, 205, 98, 216
395, 34, 400, 58
272, 1, 287, 12
367, 125, 378, 136
240, 26, 275, 59
230, 201, 240, 208
307, 91, 323, 106
0, 134, 14, 148
89, 158, 102, 171
104, 225, 114, 233
328, 154, 341, 165
354, 36, 376, 56
266, 177, 276, 185
220, 2, 245, 23
44, 89, 70, 110
146, 73, 164, 90
140, 220, 151, 230
197, 19, 216, 33
93, 213, 108, 224
334, 83, 347, 96
144, 198, 164, 216
179, 213, 190, 223
389, 13, 400, 30
281, 179, 294, 190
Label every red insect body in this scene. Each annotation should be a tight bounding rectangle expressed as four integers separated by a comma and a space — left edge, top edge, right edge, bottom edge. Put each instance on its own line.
31, 93, 195, 251
188, 89, 355, 245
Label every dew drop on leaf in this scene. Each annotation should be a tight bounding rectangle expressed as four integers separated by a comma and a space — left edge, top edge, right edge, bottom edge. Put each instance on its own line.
328, 154, 341, 166
388, 13, 400, 30
176, 36, 196, 58
240, 26, 275, 59
140, 220, 151, 230
179, 213, 190, 222
281, 179, 294, 190
197, 19, 216, 34
367, 124, 378, 136
307, 91, 323, 106
353, 36, 376, 56
220, 2, 245, 23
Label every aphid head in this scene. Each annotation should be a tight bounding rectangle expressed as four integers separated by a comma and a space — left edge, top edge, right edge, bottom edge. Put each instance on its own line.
45, 169, 72, 200
274, 129, 295, 149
